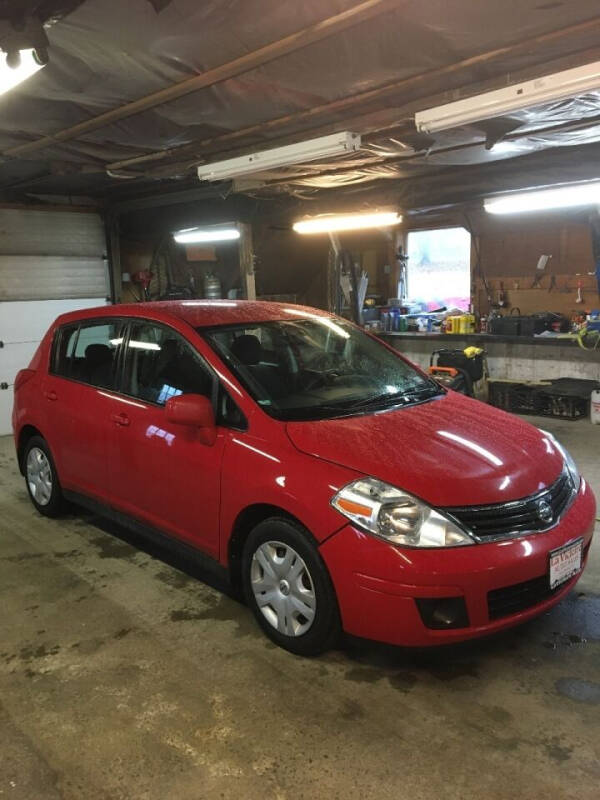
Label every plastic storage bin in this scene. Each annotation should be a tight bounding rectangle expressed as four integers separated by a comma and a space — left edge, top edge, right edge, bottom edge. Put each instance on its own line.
592, 389, 600, 424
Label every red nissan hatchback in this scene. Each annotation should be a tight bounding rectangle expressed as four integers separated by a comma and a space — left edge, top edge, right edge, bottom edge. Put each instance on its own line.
12, 301, 595, 655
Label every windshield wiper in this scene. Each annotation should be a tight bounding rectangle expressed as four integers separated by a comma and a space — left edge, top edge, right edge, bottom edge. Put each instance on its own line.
403, 382, 443, 399
343, 391, 412, 411
279, 384, 443, 420
345, 383, 442, 411
279, 403, 368, 420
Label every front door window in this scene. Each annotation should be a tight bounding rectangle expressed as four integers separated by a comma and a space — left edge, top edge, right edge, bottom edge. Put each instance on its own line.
122, 322, 213, 405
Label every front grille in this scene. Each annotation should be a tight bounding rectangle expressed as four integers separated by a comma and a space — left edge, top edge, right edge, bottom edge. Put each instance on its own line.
444, 469, 574, 542
488, 542, 590, 620
488, 575, 559, 620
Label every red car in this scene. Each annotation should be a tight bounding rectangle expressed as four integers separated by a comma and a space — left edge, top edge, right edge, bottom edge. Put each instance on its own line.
12, 301, 595, 655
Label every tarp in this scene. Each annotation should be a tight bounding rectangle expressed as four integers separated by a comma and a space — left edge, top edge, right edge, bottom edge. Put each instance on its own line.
2, 0, 600, 208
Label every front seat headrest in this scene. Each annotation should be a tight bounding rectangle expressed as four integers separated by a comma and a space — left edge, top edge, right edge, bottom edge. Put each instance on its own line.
85, 343, 112, 366
230, 334, 262, 365
160, 339, 178, 358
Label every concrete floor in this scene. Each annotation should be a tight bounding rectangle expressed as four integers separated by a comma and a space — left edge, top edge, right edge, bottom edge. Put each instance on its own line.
0, 416, 599, 800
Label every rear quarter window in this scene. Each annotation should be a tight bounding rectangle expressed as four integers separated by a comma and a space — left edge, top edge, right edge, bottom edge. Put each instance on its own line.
51, 324, 79, 378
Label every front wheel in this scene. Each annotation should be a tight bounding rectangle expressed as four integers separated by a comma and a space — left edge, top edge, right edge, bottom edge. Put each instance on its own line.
23, 436, 63, 517
242, 517, 340, 656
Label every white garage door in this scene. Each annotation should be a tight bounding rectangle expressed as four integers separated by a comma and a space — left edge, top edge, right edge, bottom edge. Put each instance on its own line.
0, 208, 110, 435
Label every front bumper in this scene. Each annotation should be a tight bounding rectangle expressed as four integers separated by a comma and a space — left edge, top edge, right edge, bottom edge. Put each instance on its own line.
319, 479, 596, 647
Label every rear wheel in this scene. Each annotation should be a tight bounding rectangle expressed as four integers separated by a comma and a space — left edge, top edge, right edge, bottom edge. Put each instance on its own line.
23, 436, 63, 517
242, 517, 340, 656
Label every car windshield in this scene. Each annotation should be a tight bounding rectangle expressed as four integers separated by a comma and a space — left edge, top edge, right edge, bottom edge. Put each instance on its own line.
202, 315, 442, 421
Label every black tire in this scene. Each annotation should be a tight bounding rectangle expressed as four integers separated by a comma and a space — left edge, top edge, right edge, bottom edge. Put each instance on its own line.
242, 517, 341, 656
23, 436, 64, 518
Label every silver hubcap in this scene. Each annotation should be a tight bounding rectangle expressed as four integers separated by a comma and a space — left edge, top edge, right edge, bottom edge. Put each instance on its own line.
26, 447, 53, 506
250, 541, 316, 637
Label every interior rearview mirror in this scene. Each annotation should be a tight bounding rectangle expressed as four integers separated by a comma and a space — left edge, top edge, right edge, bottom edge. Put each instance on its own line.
165, 394, 217, 445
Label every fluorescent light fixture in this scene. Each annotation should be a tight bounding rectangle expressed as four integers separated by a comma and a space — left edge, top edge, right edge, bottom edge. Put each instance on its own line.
415, 61, 600, 134
484, 181, 600, 214
173, 227, 240, 243
197, 132, 360, 182
0, 49, 45, 96
293, 211, 401, 234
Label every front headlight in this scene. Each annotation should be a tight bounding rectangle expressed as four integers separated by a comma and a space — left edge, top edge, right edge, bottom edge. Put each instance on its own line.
562, 446, 581, 492
539, 429, 581, 492
331, 477, 474, 548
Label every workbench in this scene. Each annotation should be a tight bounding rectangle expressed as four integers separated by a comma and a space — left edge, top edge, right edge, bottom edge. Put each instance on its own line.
378, 332, 600, 383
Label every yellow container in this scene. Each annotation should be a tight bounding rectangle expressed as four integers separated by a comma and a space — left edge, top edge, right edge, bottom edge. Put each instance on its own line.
445, 316, 460, 333
445, 314, 475, 334
458, 314, 475, 333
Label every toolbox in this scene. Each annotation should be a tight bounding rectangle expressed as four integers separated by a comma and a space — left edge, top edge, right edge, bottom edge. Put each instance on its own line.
488, 313, 569, 337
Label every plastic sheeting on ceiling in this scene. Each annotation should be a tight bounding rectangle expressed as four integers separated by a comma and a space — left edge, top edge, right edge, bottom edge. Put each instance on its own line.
268, 93, 600, 191
2, 0, 600, 208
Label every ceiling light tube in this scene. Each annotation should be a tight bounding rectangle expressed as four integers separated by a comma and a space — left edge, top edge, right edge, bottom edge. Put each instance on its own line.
197, 132, 360, 182
415, 61, 600, 134
293, 211, 402, 234
173, 227, 240, 243
0, 49, 45, 96
484, 181, 600, 214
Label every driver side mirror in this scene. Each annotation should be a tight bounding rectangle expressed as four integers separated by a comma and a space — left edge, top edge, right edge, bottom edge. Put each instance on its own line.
165, 394, 217, 446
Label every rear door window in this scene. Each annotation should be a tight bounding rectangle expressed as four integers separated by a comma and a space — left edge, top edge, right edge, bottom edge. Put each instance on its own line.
52, 319, 125, 389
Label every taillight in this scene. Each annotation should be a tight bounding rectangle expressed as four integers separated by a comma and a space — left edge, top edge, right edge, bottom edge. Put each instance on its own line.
14, 369, 35, 391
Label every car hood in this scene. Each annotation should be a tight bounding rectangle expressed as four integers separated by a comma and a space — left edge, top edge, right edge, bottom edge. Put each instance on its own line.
286, 392, 564, 507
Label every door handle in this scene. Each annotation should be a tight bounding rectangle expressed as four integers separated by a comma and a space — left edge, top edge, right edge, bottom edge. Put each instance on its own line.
110, 413, 130, 427
44, 390, 57, 401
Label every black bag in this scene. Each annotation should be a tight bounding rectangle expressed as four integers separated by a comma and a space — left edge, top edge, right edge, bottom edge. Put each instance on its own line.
489, 313, 569, 337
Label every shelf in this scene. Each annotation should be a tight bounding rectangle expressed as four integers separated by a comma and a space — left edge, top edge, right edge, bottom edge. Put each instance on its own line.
377, 331, 583, 348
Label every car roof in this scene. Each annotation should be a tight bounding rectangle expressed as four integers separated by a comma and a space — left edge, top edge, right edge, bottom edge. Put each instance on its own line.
54, 299, 333, 328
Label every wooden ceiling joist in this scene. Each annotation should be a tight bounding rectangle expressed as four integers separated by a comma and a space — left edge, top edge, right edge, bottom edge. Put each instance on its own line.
2, 0, 401, 159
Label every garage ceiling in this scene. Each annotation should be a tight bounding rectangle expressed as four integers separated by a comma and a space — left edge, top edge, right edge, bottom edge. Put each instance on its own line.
2, 0, 600, 210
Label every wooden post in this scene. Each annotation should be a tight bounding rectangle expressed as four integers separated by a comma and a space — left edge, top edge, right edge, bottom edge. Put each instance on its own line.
104, 211, 121, 304
391, 227, 407, 302
238, 223, 256, 300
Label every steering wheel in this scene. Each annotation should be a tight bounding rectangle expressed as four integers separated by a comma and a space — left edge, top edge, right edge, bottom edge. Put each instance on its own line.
307, 352, 338, 371
300, 352, 344, 391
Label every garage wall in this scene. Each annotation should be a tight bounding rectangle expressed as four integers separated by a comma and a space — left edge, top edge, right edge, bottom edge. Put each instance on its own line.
405, 208, 598, 316
0, 206, 110, 435
474, 210, 597, 317
252, 224, 330, 306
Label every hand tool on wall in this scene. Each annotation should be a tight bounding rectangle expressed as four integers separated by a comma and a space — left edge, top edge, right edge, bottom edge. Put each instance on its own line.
575, 280, 584, 304
497, 281, 506, 307
531, 254, 552, 288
